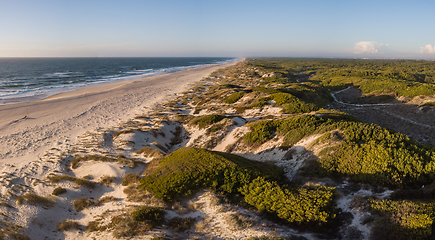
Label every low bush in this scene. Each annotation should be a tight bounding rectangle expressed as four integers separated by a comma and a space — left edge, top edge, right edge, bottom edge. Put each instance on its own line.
241, 177, 335, 225
270, 93, 318, 114
252, 86, 281, 94
140, 147, 283, 201
110, 214, 139, 238
167, 217, 195, 231
16, 193, 55, 208
71, 155, 114, 169
73, 197, 94, 211
57, 220, 81, 231
419, 101, 435, 107
135, 146, 164, 159
131, 206, 165, 226
99, 175, 115, 186
50, 175, 96, 189
0, 219, 30, 240
95, 196, 117, 206
122, 173, 140, 186
86, 221, 104, 232
243, 114, 345, 145
220, 84, 242, 89
246, 97, 271, 109
74, 178, 96, 189
71, 154, 136, 169
314, 121, 435, 188
244, 109, 435, 188
190, 114, 225, 129
223, 91, 245, 104
52, 187, 67, 196
140, 147, 336, 227
369, 199, 435, 240
73, 196, 117, 211
123, 184, 166, 208
225, 213, 254, 229
49, 175, 75, 183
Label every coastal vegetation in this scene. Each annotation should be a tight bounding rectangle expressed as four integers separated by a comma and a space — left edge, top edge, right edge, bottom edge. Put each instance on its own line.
16, 193, 55, 208
140, 147, 336, 227
139, 147, 284, 201
369, 198, 435, 239
49, 174, 96, 189
52, 187, 67, 196
10, 58, 435, 239
251, 58, 435, 98
57, 220, 81, 231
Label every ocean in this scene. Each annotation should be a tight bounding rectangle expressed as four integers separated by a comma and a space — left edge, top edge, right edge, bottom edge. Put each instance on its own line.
0, 57, 235, 104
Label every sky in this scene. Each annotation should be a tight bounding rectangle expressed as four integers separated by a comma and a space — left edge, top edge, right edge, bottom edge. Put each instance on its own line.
1, 0, 435, 59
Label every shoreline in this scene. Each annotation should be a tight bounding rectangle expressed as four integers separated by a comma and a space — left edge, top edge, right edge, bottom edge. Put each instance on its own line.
0, 61, 237, 165
0, 59, 239, 106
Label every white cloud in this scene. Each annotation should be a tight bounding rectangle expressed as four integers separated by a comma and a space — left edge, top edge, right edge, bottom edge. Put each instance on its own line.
354, 41, 389, 54
420, 44, 435, 54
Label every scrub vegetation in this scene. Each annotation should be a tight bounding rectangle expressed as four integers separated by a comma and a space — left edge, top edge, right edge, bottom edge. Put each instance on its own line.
140, 147, 336, 227
16, 58, 435, 239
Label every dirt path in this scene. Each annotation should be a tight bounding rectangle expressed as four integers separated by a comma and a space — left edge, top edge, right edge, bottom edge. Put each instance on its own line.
327, 87, 435, 146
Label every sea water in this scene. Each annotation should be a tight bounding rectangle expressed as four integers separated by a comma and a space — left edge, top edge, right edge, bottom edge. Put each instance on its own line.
0, 57, 235, 104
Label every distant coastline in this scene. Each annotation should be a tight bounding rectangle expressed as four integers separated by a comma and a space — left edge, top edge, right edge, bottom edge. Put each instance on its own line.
0, 57, 238, 105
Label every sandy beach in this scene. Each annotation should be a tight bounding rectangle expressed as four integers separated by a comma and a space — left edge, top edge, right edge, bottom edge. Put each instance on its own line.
0, 62, 234, 165
0, 61, 243, 239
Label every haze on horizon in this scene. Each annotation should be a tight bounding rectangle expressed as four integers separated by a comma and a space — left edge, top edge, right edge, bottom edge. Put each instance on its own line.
1, 0, 435, 59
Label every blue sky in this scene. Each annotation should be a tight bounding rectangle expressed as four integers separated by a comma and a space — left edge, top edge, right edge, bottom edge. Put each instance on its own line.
1, 0, 434, 58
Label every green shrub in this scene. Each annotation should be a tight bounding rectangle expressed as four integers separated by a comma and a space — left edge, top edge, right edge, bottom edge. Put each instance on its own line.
315, 121, 435, 188
243, 109, 435, 189
139, 147, 336, 227
52, 187, 67, 196
190, 114, 225, 129
243, 120, 275, 144
131, 206, 165, 226
252, 86, 281, 94
243, 114, 345, 145
241, 177, 335, 225
419, 101, 435, 107
220, 84, 242, 89
167, 217, 195, 231
223, 91, 245, 104
246, 97, 271, 109
140, 147, 283, 201
270, 93, 318, 113
370, 199, 435, 240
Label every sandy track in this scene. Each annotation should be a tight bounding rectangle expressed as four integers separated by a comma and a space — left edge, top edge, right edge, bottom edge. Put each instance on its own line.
328, 87, 435, 146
